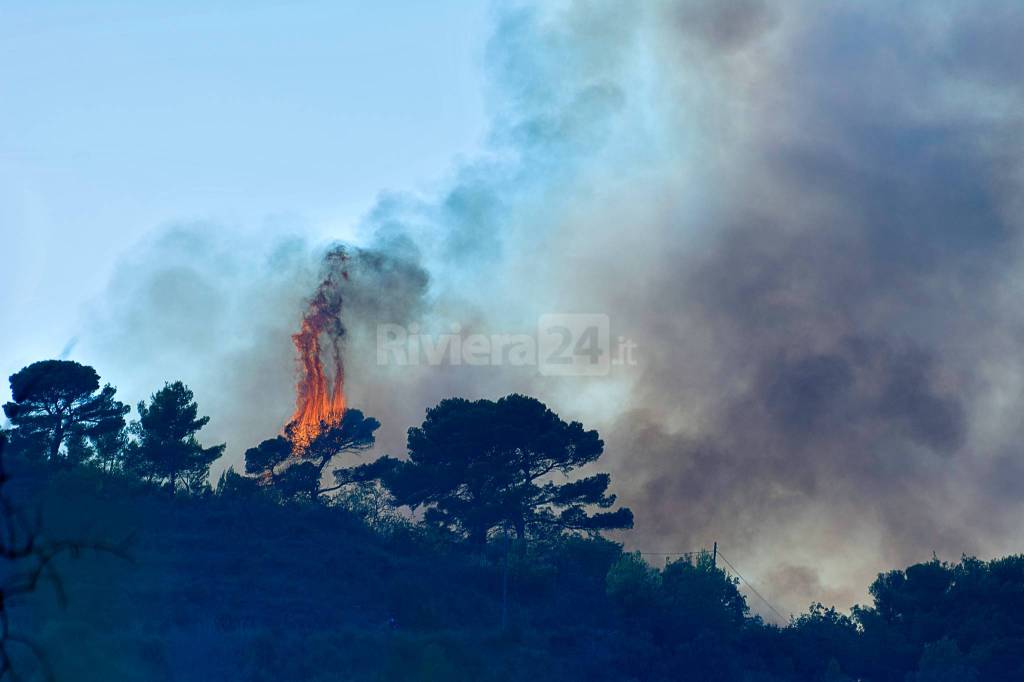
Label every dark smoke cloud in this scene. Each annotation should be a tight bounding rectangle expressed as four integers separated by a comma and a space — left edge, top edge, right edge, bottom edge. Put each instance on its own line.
81, 1, 1024, 616
590, 0, 1024, 616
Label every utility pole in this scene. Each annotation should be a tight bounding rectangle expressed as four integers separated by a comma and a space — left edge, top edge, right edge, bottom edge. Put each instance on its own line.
712, 541, 717, 568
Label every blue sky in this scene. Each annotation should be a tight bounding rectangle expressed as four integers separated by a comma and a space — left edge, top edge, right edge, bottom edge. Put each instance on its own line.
0, 1, 490, 401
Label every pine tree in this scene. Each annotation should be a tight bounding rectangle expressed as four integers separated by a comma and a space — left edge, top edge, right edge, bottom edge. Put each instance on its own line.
3, 360, 129, 462
378, 394, 633, 544
132, 381, 224, 493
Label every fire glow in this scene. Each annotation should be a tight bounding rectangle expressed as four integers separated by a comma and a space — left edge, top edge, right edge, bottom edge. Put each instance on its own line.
287, 250, 348, 450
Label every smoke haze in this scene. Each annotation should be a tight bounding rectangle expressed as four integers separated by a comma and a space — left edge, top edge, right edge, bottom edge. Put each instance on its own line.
76, 0, 1024, 616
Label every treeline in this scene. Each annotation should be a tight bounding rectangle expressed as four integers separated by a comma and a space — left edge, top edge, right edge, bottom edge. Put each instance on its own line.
3, 359, 1024, 681
1, 360, 634, 540
2, 360, 222, 492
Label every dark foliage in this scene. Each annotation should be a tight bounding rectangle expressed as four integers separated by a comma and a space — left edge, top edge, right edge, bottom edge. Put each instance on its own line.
4, 360, 1023, 681
0, 433, 130, 680
129, 381, 224, 493
3, 360, 129, 463
374, 394, 632, 544
7, 438, 1024, 681
244, 409, 381, 501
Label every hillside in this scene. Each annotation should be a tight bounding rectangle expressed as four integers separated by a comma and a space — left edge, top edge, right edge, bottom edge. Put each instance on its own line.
9, 459, 630, 682
8, 458, 1024, 682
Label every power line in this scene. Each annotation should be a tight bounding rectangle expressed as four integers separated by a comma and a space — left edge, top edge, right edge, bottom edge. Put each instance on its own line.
632, 545, 789, 624
715, 549, 788, 624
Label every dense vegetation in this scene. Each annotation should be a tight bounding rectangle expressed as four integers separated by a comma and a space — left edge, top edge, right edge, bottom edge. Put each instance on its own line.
3, 360, 1024, 681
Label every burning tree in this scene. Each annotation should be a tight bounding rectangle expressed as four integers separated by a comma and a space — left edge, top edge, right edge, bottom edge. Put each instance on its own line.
288, 249, 349, 450
245, 410, 380, 501
240, 245, 385, 501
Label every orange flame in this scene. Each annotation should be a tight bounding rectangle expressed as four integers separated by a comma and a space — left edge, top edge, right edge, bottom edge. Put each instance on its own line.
287, 250, 348, 450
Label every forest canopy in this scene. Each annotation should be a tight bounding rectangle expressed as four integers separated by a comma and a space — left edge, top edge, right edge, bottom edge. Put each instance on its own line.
2, 359, 1023, 681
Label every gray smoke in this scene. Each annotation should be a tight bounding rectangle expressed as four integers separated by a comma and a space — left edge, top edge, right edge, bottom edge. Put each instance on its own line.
81, 1, 1024, 616
587, 0, 1024, 615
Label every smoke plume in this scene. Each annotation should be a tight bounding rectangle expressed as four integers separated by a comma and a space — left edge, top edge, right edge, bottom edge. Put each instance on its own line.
82, 0, 1024, 616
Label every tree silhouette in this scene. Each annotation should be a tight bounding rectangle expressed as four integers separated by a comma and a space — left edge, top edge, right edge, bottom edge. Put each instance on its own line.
131, 381, 224, 494
215, 467, 264, 499
244, 408, 380, 501
89, 428, 131, 473
243, 434, 319, 501
657, 551, 748, 644
2, 360, 128, 463
244, 435, 292, 479
377, 394, 633, 544
606, 551, 662, 618
851, 554, 1024, 680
